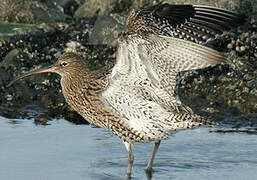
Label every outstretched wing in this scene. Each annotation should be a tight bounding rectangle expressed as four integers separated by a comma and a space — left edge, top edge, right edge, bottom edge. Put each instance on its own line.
126, 4, 245, 44
137, 34, 227, 96
100, 34, 220, 141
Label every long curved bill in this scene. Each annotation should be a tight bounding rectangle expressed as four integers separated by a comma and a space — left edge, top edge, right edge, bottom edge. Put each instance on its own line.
7, 65, 57, 87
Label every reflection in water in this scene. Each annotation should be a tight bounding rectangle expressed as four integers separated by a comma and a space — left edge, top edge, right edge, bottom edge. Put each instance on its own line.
0, 116, 257, 180
8, 119, 23, 125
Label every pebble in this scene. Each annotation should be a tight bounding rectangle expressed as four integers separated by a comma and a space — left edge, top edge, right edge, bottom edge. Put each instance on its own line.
42, 79, 50, 86
34, 115, 48, 125
6, 94, 13, 101
242, 87, 249, 93
227, 43, 233, 49
65, 41, 82, 52
240, 46, 246, 52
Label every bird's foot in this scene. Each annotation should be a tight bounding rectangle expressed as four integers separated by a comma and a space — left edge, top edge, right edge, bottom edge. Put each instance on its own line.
145, 168, 154, 180
126, 172, 132, 180
145, 166, 155, 173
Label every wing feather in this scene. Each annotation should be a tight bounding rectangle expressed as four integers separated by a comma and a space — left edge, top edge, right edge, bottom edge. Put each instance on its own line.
100, 34, 219, 141
126, 4, 245, 43
137, 34, 227, 97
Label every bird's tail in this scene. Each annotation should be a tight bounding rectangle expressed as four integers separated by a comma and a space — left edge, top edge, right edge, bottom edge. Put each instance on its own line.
163, 113, 218, 132
190, 114, 218, 126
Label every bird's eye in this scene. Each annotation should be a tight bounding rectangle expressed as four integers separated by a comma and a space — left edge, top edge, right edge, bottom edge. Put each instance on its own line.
60, 62, 68, 67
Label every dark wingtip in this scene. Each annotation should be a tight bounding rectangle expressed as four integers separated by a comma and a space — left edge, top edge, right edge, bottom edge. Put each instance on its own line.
193, 5, 247, 29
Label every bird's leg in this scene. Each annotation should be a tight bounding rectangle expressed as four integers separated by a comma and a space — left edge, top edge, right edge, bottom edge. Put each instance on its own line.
146, 140, 161, 172
123, 141, 134, 177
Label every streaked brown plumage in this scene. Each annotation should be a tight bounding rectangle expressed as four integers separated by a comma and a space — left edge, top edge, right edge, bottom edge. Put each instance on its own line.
8, 4, 244, 177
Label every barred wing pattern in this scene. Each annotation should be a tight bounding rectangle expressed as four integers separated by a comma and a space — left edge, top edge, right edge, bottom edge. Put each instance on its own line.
126, 4, 245, 44
138, 34, 227, 96
100, 34, 222, 142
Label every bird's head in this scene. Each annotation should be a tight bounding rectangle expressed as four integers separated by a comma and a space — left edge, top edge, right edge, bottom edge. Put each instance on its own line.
8, 52, 88, 87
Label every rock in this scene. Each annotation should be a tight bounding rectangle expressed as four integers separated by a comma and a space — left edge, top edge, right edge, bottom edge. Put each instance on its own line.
54, 0, 85, 16
74, 0, 120, 19
240, 46, 246, 52
31, 1, 66, 23
0, 22, 45, 40
54, 0, 83, 8
0, 0, 65, 24
85, 0, 158, 46
88, 15, 124, 47
0, 49, 20, 68
34, 114, 49, 125
227, 43, 234, 49
130, 0, 158, 9
5, 94, 13, 101
74, 0, 157, 19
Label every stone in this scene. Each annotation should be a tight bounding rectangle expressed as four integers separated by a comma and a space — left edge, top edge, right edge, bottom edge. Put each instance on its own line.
0, 0, 65, 23
54, 0, 83, 8
74, 0, 119, 19
74, 0, 157, 19
0, 49, 20, 68
88, 15, 124, 47
0, 22, 45, 40
227, 43, 233, 49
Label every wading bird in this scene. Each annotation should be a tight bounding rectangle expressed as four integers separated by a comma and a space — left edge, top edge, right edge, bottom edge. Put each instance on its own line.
9, 4, 244, 178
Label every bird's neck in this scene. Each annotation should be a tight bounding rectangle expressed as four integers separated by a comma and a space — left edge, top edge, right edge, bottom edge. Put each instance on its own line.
60, 67, 147, 142
60, 70, 114, 128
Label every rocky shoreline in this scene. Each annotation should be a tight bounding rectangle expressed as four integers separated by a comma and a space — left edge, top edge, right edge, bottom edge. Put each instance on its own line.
0, 0, 256, 127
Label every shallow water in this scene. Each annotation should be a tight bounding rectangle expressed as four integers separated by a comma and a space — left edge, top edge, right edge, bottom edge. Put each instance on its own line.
0, 116, 256, 180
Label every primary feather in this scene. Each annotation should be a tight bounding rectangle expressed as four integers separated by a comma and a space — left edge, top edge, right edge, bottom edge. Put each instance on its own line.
126, 4, 245, 43
100, 33, 223, 142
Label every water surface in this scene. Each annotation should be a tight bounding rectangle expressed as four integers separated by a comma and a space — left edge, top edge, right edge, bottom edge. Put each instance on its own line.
0, 116, 256, 180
